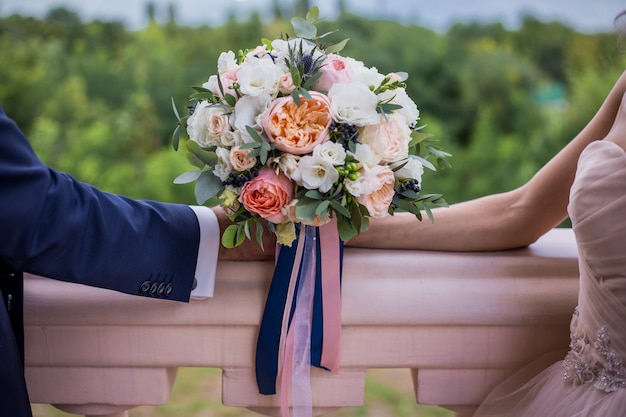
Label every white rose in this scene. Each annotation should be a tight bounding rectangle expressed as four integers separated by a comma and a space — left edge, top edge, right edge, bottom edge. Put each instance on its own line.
245, 45, 268, 61
231, 94, 272, 142
202, 75, 220, 95
270, 153, 301, 179
291, 155, 338, 193
351, 61, 386, 89
350, 143, 381, 168
391, 155, 424, 182
328, 81, 380, 127
313, 141, 346, 166
360, 114, 411, 163
186, 101, 225, 147
237, 57, 283, 98
378, 87, 420, 126
213, 147, 233, 181
344, 173, 368, 197
217, 51, 237, 74
220, 129, 244, 147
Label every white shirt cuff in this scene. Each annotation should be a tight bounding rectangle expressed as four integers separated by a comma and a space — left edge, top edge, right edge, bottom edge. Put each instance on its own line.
189, 206, 219, 299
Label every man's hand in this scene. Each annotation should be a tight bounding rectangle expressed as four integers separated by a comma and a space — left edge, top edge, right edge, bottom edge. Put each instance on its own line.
213, 207, 276, 261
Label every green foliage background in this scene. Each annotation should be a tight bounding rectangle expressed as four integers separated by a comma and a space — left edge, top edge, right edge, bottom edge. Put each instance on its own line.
3, 3, 625, 417
1, 5, 625, 214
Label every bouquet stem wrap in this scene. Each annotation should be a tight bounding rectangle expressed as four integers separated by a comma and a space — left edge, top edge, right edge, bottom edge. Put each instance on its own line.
255, 218, 343, 417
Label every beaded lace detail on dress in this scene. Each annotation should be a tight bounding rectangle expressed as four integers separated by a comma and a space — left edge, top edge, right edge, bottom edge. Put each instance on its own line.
563, 307, 626, 392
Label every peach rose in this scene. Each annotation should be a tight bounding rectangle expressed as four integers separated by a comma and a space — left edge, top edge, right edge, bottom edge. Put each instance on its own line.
262, 91, 332, 155
360, 114, 411, 163
229, 146, 257, 171
356, 165, 395, 218
239, 168, 294, 223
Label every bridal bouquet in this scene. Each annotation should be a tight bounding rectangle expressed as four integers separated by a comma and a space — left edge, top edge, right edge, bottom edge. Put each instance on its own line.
172, 7, 448, 416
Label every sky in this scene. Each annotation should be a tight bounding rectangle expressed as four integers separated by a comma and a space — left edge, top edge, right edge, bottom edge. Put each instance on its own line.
0, 0, 624, 33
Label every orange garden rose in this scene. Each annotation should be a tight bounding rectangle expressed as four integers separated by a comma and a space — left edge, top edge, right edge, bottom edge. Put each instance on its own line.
262, 91, 332, 155
239, 168, 294, 224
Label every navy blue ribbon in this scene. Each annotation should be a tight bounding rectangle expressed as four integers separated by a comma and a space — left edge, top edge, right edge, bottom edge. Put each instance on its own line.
255, 226, 344, 395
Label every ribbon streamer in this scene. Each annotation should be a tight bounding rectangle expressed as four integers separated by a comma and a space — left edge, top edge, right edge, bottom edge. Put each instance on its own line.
255, 219, 343, 416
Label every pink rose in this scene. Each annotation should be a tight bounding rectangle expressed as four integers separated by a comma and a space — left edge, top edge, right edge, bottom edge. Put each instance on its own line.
360, 114, 411, 163
279, 72, 296, 95
239, 168, 294, 223
205, 66, 240, 98
314, 54, 354, 92
262, 91, 332, 155
356, 165, 395, 218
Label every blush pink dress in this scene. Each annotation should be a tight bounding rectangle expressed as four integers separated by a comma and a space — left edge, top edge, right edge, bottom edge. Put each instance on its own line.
473, 140, 626, 416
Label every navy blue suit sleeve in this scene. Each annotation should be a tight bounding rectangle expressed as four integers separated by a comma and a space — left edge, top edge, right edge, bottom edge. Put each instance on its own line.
0, 108, 200, 302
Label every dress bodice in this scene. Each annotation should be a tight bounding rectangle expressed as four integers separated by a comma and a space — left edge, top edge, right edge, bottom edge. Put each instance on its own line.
564, 140, 626, 391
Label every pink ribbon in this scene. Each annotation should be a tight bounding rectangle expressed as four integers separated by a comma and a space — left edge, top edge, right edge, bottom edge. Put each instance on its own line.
277, 221, 342, 417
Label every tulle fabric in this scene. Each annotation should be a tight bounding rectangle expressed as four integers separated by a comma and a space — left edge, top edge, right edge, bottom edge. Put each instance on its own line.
473, 140, 626, 417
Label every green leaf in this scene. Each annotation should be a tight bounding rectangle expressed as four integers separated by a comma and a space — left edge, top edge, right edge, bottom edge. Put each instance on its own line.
295, 198, 319, 221
255, 222, 265, 251
315, 200, 330, 216
173, 170, 202, 184
186, 140, 217, 166
290, 65, 302, 88
195, 171, 224, 205
246, 126, 264, 143
171, 97, 181, 121
377, 102, 403, 114
324, 38, 350, 54
291, 88, 301, 106
222, 224, 246, 248
172, 124, 181, 151
337, 216, 358, 241
298, 87, 312, 101
302, 71, 323, 90
224, 93, 237, 107
304, 190, 323, 199
291, 17, 317, 39
305, 6, 319, 22
329, 199, 351, 217
185, 151, 205, 169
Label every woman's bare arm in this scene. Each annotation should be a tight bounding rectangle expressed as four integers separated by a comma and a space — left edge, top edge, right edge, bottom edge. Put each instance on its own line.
348, 70, 626, 251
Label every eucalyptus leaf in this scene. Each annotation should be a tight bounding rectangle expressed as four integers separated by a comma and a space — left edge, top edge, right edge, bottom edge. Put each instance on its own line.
185, 151, 205, 169
255, 222, 265, 251
291, 89, 301, 106
329, 199, 351, 217
186, 140, 217, 166
305, 6, 319, 22
291, 17, 317, 39
304, 190, 323, 199
172, 124, 181, 151
171, 97, 181, 121
195, 170, 224, 205
295, 199, 319, 221
315, 200, 330, 216
174, 169, 202, 184
246, 125, 264, 143
324, 38, 350, 54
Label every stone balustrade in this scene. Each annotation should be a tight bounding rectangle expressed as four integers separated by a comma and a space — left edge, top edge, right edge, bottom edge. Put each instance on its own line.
24, 228, 579, 417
